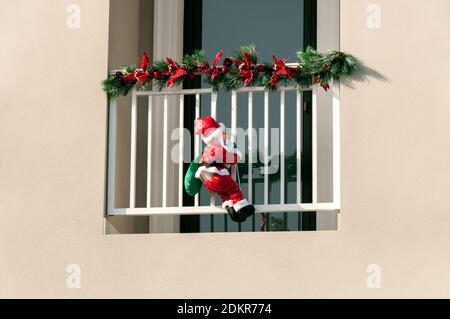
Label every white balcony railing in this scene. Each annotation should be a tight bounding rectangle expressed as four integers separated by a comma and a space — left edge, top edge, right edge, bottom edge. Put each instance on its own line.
107, 82, 340, 216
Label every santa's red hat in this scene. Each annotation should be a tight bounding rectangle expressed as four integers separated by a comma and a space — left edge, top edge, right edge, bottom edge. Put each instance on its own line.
194, 116, 220, 137
194, 116, 227, 146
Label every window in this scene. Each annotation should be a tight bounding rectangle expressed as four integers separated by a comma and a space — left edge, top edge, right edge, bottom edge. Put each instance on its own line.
105, 0, 340, 234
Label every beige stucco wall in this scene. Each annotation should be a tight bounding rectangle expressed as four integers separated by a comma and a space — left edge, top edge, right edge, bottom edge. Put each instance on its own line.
0, 0, 449, 298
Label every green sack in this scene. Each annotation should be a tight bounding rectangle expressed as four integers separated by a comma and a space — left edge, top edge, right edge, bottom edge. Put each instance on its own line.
184, 155, 203, 196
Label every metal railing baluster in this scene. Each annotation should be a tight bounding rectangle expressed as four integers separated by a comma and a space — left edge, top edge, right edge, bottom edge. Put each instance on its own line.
162, 95, 168, 207
312, 85, 318, 204
231, 90, 237, 179
332, 80, 341, 208
210, 92, 217, 208
130, 89, 137, 208
194, 94, 200, 207
296, 90, 302, 202
146, 96, 152, 208
248, 92, 255, 231
280, 90, 286, 229
178, 95, 184, 207
264, 91, 270, 231
209, 92, 218, 230
280, 90, 285, 205
296, 90, 302, 231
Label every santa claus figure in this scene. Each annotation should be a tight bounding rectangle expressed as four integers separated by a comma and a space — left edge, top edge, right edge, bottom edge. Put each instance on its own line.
186, 116, 255, 222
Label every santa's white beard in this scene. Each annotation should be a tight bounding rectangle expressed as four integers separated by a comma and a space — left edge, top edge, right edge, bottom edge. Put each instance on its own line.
201, 125, 242, 159
204, 135, 221, 147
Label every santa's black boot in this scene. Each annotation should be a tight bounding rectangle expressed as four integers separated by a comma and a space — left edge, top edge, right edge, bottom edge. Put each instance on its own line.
237, 204, 255, 219
226, 206, 246, 223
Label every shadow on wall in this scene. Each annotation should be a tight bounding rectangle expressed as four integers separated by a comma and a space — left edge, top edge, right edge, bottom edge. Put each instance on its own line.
341, 60, 389, 88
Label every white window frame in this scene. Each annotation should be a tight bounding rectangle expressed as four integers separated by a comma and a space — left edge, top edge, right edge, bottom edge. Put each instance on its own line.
105, 0, 341, 230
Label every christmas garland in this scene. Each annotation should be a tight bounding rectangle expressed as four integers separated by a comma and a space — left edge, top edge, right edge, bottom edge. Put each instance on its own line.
102, 45, 358, 97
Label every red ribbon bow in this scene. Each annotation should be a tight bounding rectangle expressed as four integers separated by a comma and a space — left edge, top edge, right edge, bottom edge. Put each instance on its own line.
196, 51, 225, 80
164, 57, 190, 87
270, 55, 296, 88
211, 50, 224, 80
123, 52, 151, 84
230, 52, 255, 86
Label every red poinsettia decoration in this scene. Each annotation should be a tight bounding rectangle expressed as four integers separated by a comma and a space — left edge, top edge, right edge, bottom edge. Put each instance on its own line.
196, 51, 227, 80
270, 55, 299, 88
123, 52, 151, 84
163, 57, 194, 87
230, 52, 256, 86
211, 50, 224, 80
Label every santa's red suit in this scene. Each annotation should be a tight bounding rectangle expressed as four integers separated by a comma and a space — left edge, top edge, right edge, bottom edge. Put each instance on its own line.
194, 116, 255, 222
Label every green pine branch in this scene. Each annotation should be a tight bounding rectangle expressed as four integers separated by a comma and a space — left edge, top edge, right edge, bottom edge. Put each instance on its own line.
102, 45, 359, 97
